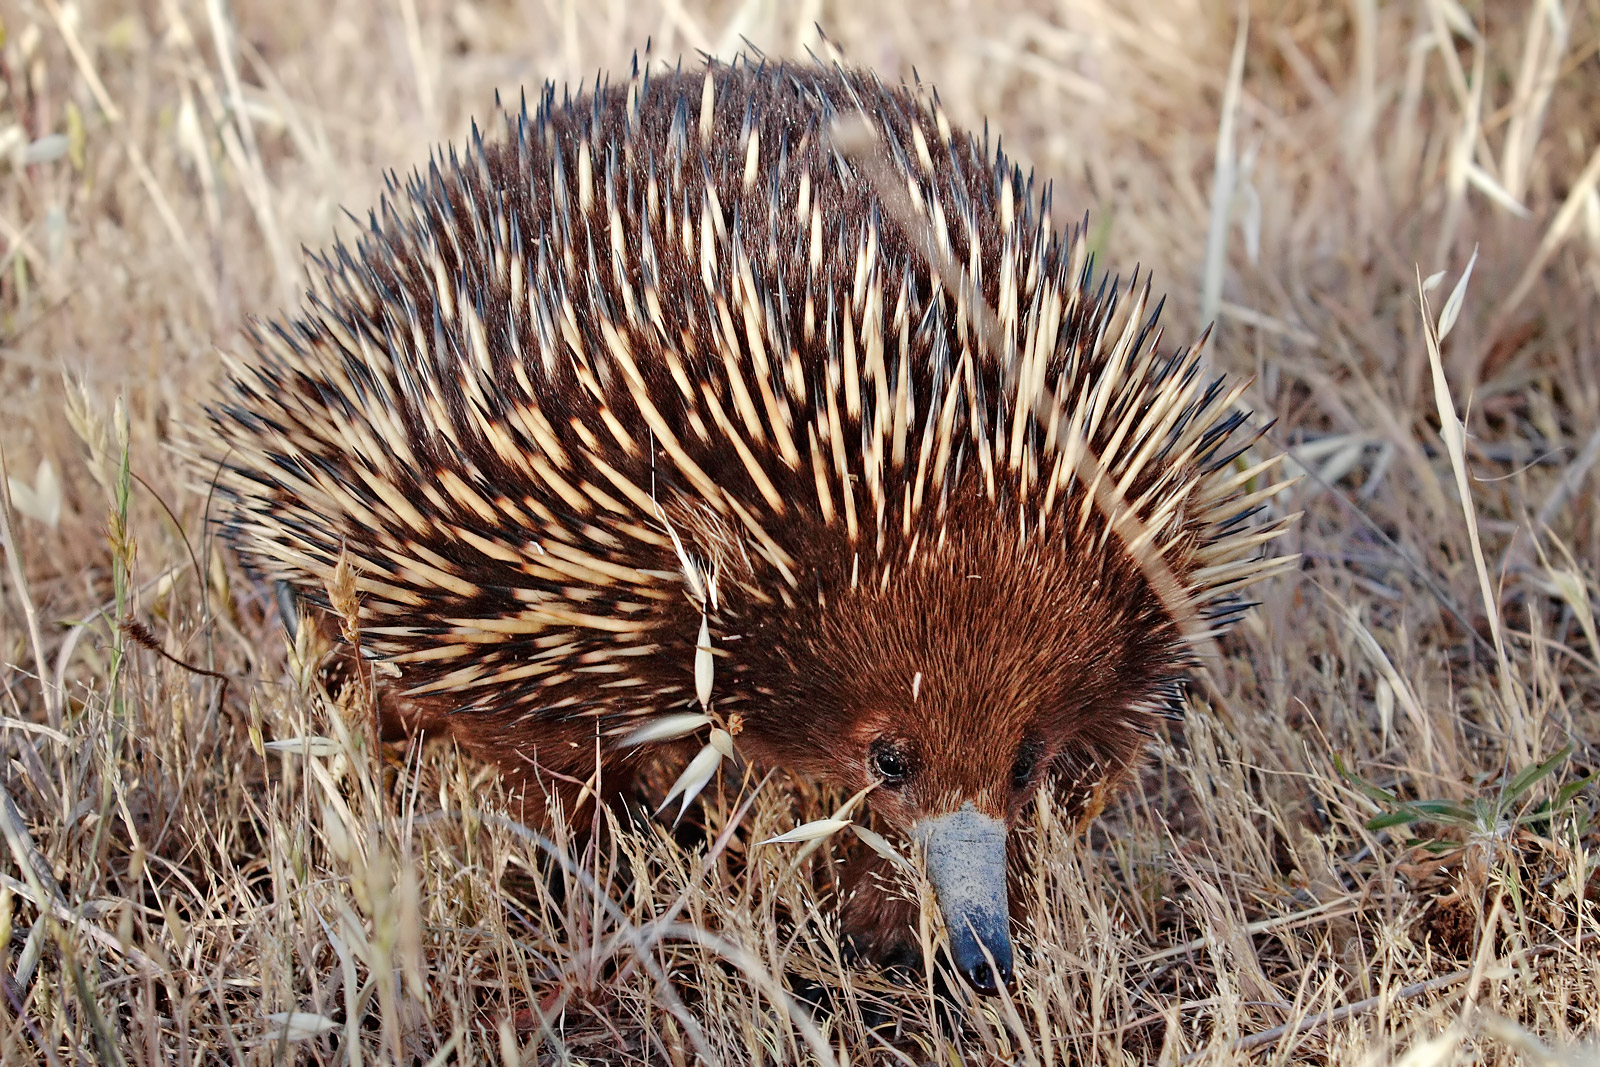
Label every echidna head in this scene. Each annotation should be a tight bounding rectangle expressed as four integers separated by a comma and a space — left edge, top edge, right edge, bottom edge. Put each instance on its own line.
728, 490, 1189, 992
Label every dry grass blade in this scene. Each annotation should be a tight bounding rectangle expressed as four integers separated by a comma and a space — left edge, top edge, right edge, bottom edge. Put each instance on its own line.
1417, 255, 1525, 750
1199, 1, 1250, 339
1481, 141, 1600, 360
0, 451, 60, 728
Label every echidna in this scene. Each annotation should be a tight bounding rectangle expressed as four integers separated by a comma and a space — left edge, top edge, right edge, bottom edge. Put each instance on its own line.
207, 54, 1296, 994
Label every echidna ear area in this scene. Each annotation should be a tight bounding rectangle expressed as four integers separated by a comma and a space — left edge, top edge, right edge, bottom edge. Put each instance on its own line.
201, 53, 1298, 730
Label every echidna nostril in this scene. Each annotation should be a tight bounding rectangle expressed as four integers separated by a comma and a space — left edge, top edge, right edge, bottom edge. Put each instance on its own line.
962, 958, 1009, 996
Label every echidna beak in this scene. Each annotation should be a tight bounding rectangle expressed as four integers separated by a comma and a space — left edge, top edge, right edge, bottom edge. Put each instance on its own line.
914, 803, 1014, 995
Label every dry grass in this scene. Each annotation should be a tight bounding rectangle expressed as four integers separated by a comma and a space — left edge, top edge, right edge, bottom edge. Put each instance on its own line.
2, 0, 1598, 1063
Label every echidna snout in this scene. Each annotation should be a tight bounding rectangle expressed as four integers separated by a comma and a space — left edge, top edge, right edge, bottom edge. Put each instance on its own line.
206, 54, 1297, 992
916, 805, 1012, 993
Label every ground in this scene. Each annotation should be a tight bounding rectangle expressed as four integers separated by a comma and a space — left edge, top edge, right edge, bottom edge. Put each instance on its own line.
0, 0, 1597, 1063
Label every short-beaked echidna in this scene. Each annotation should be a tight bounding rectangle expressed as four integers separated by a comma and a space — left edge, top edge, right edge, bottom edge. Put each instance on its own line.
207, 55, 1298, 994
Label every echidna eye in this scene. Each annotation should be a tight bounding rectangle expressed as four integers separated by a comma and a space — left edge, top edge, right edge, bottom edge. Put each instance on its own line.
870, 742, 910, 786
1011, 740, 1042, 791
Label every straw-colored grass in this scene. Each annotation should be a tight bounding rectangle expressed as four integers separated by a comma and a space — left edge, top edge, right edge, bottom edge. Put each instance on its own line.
2, 0, 1597, 1062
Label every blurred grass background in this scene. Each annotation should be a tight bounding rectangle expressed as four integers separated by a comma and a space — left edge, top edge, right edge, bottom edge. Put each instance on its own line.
1, 0, 1597, 1063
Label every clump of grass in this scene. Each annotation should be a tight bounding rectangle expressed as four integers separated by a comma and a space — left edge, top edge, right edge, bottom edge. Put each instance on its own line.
1, 1, 1598, 1064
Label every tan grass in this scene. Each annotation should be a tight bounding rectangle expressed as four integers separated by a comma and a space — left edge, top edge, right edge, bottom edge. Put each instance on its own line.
2, 0, 1598, 1063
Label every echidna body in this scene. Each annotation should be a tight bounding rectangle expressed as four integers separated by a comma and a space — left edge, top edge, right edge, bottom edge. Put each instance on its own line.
209, 56, 1296, 993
